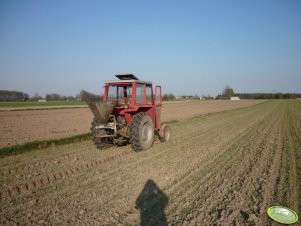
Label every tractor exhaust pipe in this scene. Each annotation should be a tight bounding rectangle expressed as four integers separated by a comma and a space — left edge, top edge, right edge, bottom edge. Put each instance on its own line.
80, 90, 117, 124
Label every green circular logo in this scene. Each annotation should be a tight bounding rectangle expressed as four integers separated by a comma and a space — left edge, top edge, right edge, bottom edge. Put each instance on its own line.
267, 206, 298, 224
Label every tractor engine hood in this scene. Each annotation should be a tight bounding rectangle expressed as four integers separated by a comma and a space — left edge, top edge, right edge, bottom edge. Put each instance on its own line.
80, 90, 117, 124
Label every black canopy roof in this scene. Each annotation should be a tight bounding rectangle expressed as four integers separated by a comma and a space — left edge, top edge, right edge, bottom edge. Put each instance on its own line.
115, 74, 139, 80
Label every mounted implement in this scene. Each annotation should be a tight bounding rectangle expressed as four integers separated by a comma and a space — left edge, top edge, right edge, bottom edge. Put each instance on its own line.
81, 74, 171, 151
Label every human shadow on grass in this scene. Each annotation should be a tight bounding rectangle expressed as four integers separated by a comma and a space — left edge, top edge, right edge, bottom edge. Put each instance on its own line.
135, 179, 168, 226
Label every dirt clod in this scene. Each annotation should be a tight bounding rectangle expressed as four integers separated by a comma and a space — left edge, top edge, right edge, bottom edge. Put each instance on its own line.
79, 210, 85, 215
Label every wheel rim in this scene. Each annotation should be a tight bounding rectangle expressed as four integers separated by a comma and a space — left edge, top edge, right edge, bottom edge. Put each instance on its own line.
142, 122, 151, 142
165, 127, 171, 141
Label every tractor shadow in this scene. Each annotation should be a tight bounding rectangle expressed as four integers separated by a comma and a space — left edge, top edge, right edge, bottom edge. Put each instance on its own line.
135, 179, 168, 226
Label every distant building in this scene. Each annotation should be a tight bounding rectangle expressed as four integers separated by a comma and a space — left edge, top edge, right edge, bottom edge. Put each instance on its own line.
230, 97, 240, 101
38, 99, 47, 102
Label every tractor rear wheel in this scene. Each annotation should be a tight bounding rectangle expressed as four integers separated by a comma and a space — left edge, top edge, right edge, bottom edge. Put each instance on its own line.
91, 119, 114, 150
130, 112, 154, 151
159, 124, 171, 143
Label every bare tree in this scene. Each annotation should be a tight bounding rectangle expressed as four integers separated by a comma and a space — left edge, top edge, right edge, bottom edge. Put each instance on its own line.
45, 93, 61, 101
222, 85, 235, 99
31, 93, 42, 101
0, 90, 30, 102
163, 93, 175, 101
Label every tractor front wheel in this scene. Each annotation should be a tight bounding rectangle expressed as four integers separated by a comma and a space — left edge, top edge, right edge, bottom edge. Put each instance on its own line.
130, 112, 154, 151
159, 124, 171, 143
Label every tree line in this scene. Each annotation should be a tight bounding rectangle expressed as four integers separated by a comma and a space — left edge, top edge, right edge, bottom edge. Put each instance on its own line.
0, 90, 30, 102
216, 86, 300, 100
0, 90, 79, 102
235, 93, 300, 99
162, 93, 214, 101
1, 88, 300, 102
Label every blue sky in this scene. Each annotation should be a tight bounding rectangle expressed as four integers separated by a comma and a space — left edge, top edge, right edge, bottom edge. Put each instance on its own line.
0, 0, 300, 97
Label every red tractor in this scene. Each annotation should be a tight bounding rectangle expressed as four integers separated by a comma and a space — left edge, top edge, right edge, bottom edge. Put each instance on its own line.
81, 74, 171, 151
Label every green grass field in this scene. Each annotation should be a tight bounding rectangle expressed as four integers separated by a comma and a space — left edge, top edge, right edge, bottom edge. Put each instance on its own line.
0, 100, 86, 107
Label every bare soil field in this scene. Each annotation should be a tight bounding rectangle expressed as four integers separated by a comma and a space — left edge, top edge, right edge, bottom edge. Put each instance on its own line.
0, 105, 86, 111
1, 100, 300, 225
0, 100, 263, 147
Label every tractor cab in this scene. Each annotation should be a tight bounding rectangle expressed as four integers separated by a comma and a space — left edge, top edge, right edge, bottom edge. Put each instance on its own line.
103, 74, 162, 130
103, 74, 156, 104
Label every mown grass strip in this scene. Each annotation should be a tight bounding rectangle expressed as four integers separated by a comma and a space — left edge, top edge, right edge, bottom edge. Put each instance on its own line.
0, 133, 90, 158
163, 119, 179, 124
0, 119, 180, 158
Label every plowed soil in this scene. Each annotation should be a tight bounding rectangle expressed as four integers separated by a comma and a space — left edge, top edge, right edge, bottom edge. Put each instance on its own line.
0, 100, 263, 147
0, 105, 86, 111
1, 100, 300, 225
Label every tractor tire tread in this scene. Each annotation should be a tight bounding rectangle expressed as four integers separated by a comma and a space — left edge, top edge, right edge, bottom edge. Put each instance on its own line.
91, 118, 114, 150
129, 112, 154, 151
